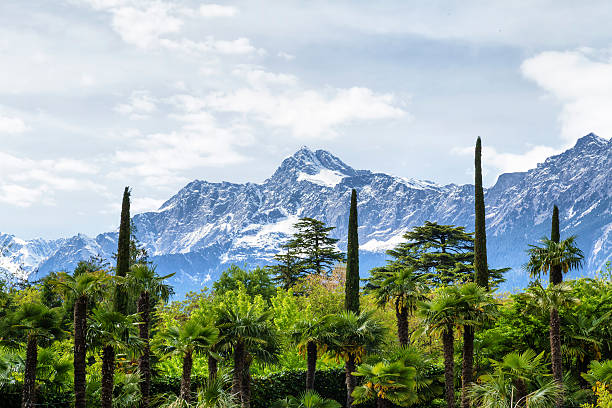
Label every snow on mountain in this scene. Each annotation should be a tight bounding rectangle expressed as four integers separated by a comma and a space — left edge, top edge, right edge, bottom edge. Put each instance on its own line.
2, 134, 610, 296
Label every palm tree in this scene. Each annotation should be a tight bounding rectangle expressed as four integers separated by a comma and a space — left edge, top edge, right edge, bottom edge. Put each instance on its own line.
469, 368, 562, 408
366, 266, 426, 346
290, 316, 334, 390
525, 236, 584, 283
88, 307, 143, 408
325, 310, 386, 408
125, 263, 174, 407
524, 282, 580, 407
455, 283, 497, 408
10, 303, 63, 408
216, 305, 280, 408
272, 390, 341, 408
351, 361, 417, 408
490, 350, 548, 407
418, 287, 463, 408
50, 269, 109, 408
154, 318, 218, 404
581, 359, 612, 385
194, 371, 240, 408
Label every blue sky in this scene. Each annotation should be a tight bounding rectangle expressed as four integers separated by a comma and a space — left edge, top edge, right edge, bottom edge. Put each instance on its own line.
1, 0, 612, 239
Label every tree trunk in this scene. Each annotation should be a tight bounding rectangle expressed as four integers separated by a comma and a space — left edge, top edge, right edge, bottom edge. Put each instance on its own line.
550, 307, 563, 407
461, 325, 474, 408
101, 345, 115, 408
208, 354, 218, 380
442, 326, 455, 408
180, 350, 193, 403
21, 334, 37, 408
306, 341, 317, 390
232, 341, 245, 402
345, 353, 357, 408
396, 300, 409, 347
241, 355, 252, 408
138, 291, 151, 408
514, 378, 528, 408
74, 295, 88, 408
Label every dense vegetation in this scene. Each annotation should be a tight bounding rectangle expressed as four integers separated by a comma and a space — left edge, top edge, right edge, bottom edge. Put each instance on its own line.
0, 139, 610, 408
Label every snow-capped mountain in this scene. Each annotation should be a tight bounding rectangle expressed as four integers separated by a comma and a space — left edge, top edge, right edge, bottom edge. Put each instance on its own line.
1, 134, 610, 296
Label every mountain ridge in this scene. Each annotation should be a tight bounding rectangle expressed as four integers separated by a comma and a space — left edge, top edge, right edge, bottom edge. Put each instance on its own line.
1, 134, 610, 296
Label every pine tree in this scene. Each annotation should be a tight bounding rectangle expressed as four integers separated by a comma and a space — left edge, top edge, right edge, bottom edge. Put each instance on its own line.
474, 137, 489, 290
287, 217, 344, 276
345, 189, 360, 313
268, 241, 306, 290
550, 205, 562, 285
114, 187, 130, 315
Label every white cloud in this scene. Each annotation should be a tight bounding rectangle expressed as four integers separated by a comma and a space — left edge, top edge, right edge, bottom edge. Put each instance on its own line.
453, 144, 561, 175
131, 196, 165, 213
522, 49, 612, 142
111, 3, 182, 48
0, 115, 28, 133
277, 51, 295, 61
199, 4, 238, 18
115, 90, 157, 119
204, 85, 406, 138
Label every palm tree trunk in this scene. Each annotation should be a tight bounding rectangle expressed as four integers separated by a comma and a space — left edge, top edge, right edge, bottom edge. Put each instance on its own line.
74, 295, 87, 408
180, 350, 193, 403
101, 345, 115, 408
306, 341, 317, 390
208, 354, 218, 380
232, 341, 245, 402
396, 300, 409, 347
461, 325, 474, 408
345, 353, 357, 408
442, 325, 455, 408
550, 307, 563, 407
138, 291, 151, 408
514, 379, 528, 408
241, 355, 252, 408
21, 333, 37, 408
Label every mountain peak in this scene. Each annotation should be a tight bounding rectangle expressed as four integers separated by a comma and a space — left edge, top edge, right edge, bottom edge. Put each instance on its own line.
573, 132, 608, 150
270, 147, 357, 184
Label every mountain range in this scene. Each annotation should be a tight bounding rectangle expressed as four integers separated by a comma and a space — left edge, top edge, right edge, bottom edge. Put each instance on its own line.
1, 133, 610, 296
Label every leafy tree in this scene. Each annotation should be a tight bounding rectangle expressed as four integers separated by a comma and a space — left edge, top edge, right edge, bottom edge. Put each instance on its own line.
489, 349, 548, 407
154, 319, 218, 403
366, 266, 426, 346
345, 189, 360, 314
214, 265, 275, 300
216, 305, 280, 407
351, 360, 417, 407
125, 263, 174, 407
325, 310, 386, 408
474, 136, 489, 290
286, 217, 344, 276
50, 268, 109, 408
87, 307, 143, 408
8, 303, 63, 408
115, 186, 131, 315
290, 316, 335, 390
272, 390, 341, 408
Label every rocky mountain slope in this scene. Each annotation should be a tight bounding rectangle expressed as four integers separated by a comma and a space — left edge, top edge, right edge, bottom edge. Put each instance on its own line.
1, 133, 610, 295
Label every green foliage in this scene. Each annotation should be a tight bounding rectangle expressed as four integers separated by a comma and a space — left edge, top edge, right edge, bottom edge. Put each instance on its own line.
474, 136, 489, 289
525, 236, 584, 280
115, 186, 131, 314
345, 189, 360, 314
273, 390, 341, 408
213, 265, 275, 300
351, 361, 417, 406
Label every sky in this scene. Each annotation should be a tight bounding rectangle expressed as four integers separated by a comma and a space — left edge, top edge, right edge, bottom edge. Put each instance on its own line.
2, 0, 612, 239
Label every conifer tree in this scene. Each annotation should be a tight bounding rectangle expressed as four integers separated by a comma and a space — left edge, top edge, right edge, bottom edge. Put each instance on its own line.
268, 242, 306, 290
550, 205, 562, 285
287, 217, 344, 276
114, 187, 130, 315
474, 137, 489, 290
345, 189, 360, 313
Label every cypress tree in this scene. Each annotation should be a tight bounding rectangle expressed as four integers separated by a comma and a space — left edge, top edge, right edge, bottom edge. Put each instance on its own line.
474, 137, 489, 290
114, 187, 130, 314
345, 189, 359, 313
550, 205, 562, 285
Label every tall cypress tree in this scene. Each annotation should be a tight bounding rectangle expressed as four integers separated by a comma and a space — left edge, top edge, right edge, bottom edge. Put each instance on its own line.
550, 205, 562, 285
114, 187, 130, 315
474, 137, 489, 290
345, 189, 359, 313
